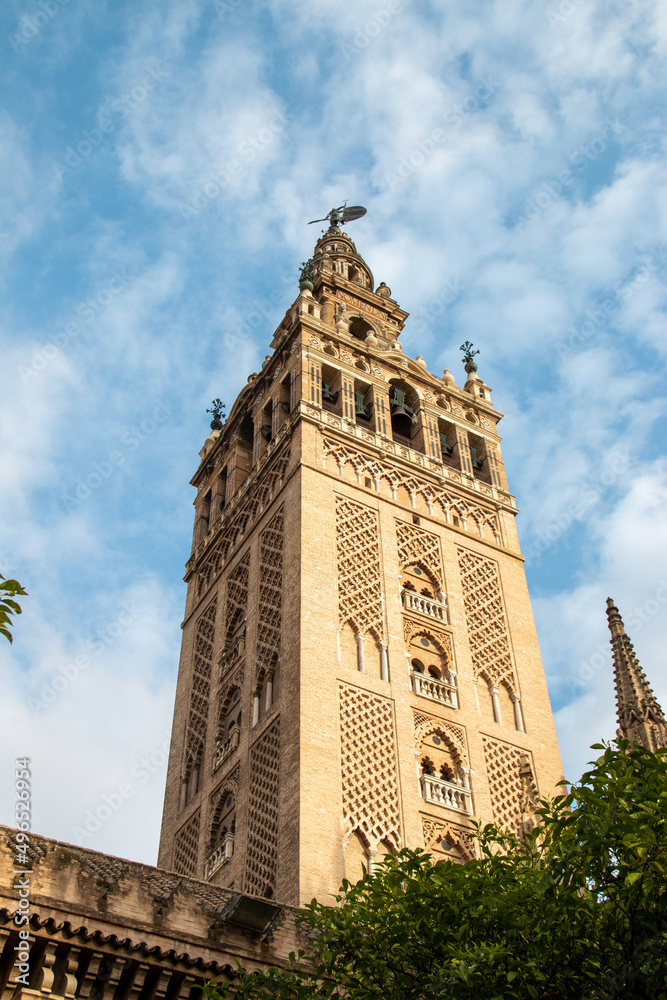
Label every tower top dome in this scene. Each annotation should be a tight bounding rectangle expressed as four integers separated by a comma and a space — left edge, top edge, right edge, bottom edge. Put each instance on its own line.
311, 225, 375, 292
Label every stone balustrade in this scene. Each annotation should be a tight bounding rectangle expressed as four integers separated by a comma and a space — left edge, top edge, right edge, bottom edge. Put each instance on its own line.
411, 671, 458, 708
401, 588, 448, 623
213, 726, 240, 771
420, 773, 472, 814
204, 833, 235, 880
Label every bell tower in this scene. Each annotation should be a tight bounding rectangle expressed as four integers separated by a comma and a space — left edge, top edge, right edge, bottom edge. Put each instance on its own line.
157, 217, 564, 905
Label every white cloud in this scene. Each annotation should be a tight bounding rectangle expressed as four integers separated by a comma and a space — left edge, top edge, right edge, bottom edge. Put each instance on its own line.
536, 461, 667, 782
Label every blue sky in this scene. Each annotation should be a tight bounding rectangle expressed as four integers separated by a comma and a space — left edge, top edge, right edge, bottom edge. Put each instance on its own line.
1, 0, 666, 864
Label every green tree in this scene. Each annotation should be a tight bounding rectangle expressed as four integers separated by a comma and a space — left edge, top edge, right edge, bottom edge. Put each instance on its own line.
0, 574, 28, 643
208, 742, 667, 1000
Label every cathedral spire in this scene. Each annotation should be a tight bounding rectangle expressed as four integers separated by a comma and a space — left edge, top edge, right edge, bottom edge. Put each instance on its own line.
606, 597, 667, 752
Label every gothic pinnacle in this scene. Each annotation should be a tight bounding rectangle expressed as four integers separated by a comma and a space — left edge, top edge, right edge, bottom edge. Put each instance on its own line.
606, 598, 667, 752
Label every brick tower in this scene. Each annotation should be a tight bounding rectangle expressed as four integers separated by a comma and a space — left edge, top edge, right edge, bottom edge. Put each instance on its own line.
157, 219, 564, 906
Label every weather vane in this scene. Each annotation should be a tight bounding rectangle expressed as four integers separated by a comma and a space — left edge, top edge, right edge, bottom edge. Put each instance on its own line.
459, 341, 480, 373
308, 202, 367, 228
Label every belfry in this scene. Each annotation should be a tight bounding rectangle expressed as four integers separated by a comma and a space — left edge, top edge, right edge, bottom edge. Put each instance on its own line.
157, 215, 564, 904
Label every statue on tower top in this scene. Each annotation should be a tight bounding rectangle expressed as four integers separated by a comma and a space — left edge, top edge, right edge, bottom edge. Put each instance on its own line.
308, 203, 367, 228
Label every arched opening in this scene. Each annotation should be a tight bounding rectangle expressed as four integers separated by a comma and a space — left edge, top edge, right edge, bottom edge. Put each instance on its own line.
277, 374, 291, 426
239, 414, 254, 445
210, 792, 236, 852
420, 732, 460, 776
180, 745, 204, 812
205, 790, 236, 879
428, 831, 470, 864
353, 378, 374, 426
401, 563, 438, 599
194, 490, 212, 549
226, 690, 241, 731
256, 654, 280, 723
321, 363, 342, 415
418, 730, 470, 812
373, 839, 394, 871
224, 607, 245, 651
215, 688, 242, 768
349, 316, 373, 341
256, 399, 273, 459
216, 466, 228, 517
389, 379, 424, 452
408, 633, 457, 707
408, 634, 450, 679
345, 830, 369, 885
468, 431, 489, 481
438, 419, 457, 466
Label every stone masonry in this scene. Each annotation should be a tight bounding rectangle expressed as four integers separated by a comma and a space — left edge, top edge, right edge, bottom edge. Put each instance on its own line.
157, 223, 565, 905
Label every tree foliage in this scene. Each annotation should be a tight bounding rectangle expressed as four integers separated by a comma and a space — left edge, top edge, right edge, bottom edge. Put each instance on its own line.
208, 742, 667, 1000
0, 574, 27, 643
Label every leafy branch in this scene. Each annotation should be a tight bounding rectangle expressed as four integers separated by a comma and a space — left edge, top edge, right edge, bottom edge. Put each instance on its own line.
0, 575, 28, 643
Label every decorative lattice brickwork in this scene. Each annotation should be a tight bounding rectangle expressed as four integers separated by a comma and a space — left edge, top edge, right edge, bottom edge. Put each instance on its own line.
324, 438, 499, 537
422, 817, 475, 860
396, 520, 443, 591
482, 737, 538, 835
224, 551, 250, 644
245, 719, 280, 897
457, 548, 514, 688
256, 507, 284, 674
173, 809, 200, 877
335, 497, 384, 642
197, 448, 291, 597
184, 600, 217, 766
413, 710, 468, 766
209, 765, 240, 850
339, 684, 401, 850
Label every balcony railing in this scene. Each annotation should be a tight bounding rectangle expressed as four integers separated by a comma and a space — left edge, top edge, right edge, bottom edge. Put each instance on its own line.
204, 833, 234, 880
401, 588, 448, 623
213, 725, 240, 772
420, 773, 472, 814
412, 671, 458, 708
